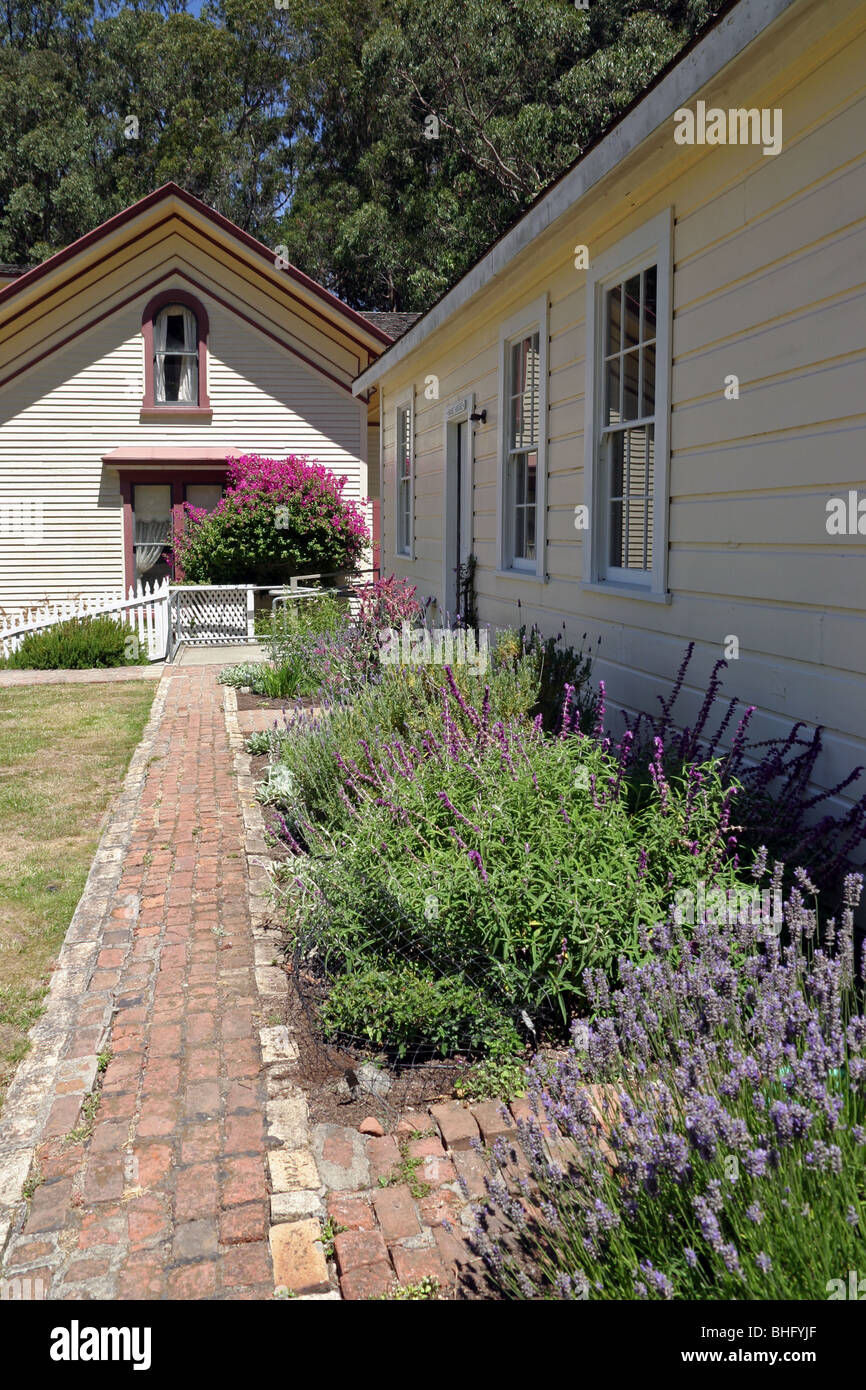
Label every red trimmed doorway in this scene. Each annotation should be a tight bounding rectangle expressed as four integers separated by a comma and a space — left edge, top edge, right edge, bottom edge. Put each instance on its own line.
112, 461, 227, 592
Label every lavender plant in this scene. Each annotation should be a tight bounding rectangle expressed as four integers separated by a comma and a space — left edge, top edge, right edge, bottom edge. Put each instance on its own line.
270, 633, 545, 828
472, 868, 866, 1300
627, 643, 866, 888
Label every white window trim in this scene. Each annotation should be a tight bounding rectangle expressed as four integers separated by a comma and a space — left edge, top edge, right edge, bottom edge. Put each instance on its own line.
393, 389, 414, 561
496, 293, 549, 581
583, 207, 673, 601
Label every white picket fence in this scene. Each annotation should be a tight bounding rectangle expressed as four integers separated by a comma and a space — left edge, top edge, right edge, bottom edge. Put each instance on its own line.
0, 579, 170, 662
0, 568, 380, 665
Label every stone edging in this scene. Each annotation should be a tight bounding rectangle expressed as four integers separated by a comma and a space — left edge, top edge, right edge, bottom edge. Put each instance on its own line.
222, 685, 338, 1300
0, 670, 171, 1266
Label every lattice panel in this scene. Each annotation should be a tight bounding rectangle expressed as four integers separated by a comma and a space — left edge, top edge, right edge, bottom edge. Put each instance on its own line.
174, 587, 247, 644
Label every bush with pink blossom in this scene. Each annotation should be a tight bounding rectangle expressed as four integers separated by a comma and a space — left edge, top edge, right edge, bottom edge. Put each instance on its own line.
173, 453, 369, 584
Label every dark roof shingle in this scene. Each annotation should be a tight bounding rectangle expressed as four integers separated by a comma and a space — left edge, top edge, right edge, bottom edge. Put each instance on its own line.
357, 311, 421, 340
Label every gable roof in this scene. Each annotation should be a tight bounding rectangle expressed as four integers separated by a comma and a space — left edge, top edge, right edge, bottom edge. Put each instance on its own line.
353, 0, 800, 394
0, 183, 395, 396
0, 182, 392, 346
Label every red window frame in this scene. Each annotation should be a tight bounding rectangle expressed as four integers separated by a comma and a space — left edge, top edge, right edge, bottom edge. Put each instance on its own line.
141, 289, 212, 415
119, 469, 226, 591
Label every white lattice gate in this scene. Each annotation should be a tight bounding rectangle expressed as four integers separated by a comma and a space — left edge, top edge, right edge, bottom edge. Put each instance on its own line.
169, 585, 254, 656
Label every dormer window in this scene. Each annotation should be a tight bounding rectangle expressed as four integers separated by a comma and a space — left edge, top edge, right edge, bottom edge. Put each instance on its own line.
154, 304, 198, 403
141, 289, 211, 416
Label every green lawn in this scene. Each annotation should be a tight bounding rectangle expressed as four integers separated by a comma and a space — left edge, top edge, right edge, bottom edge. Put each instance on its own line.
0, 682, 156, 1110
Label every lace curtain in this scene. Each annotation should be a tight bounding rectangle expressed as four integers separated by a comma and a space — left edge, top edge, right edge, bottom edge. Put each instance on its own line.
153, 306, 197, 403
134, 518, 168, 577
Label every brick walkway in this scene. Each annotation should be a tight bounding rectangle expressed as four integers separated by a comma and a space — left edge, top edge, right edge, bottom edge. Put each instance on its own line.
0, 667, 274, 1299
317, 1100, 532, 1300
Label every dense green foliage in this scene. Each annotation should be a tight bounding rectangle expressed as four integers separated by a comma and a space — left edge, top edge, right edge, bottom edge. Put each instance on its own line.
288, 698, 750, 1054
220, 590, 351, 698
173, 454, 368, 585
2, 0, 725, 307
0, 615, 149, 669
261, 627, 549, 826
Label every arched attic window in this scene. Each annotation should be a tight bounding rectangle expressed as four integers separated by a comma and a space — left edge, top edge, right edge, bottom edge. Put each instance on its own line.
141, 289, 211, 414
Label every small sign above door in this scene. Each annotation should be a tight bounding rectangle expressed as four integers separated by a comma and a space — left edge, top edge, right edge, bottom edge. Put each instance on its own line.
446, 397, 470, 420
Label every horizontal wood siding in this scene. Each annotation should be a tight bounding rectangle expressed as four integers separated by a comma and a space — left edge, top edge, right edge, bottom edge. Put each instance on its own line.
377, 0, 866, 811
0, 235, 367, 613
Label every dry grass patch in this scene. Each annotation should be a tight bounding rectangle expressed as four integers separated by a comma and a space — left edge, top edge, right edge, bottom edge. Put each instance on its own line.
0, 681, 155, 1109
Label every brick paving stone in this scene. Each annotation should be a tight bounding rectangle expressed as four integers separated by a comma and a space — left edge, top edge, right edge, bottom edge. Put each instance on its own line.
430, 1102, 481, 1152
326, 1195, 375, 1232
270, 1219, 329, 1295
177, 1164, 221, 1221
43, 1095, 85, 1139
452, 1149, 491, 1200
267, 1149, 319, 1193
270, 1192, 323, 1224
25, 1179, 74, 1234
365, 1135, 399, 1184
470, 1101, 516, 1145
407, 1135, 447, 1160
432, 1223, 481, 1271
420, 1155, 457, 1186
395, 1110, 433, 1136
340, 1260, 394, 1301
390, 1245, 450, 1288
219, 1202, 268, 1246
372, 1185, 421, 1243
312, 1124, 370, 1191
220, 1240, 272, 1288
333, 1228, 389, 1275
418, 1188, 461, 1228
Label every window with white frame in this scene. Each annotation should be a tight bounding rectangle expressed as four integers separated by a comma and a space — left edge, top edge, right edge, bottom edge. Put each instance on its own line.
584, 210, 672, 596
499, 295, 548, 576
507, 333, 540, 566
395, 399, 413, 557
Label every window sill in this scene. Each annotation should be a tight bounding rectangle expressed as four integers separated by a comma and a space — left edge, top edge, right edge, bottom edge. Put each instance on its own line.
495, 567, 547, 583
581, 579, 672, 604
139, 406, 213, 421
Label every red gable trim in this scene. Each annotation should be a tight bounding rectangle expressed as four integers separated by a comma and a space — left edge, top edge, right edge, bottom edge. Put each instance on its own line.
0, 209, 384, 365
0, 224, 368, 376
0, 183, 392, 348
0, 267, 360, 397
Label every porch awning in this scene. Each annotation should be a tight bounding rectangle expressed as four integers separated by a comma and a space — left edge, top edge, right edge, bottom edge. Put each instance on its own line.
102, 446, 238, 464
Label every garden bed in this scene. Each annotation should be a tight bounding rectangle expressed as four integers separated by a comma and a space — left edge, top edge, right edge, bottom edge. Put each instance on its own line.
236, 691, 320, 712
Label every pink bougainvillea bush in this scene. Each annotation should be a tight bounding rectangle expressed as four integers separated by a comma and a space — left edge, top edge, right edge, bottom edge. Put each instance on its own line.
173, 453, 370, 584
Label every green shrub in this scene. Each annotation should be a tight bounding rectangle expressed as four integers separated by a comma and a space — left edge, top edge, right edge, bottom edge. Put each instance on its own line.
273, 630, 545, 830
318, 961, 520, 1060
288, 694, 751, 1052
0, 615, 149, 670
255, 590, 349, 661
519, 624, 599, 732
173, 453, 368, 584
